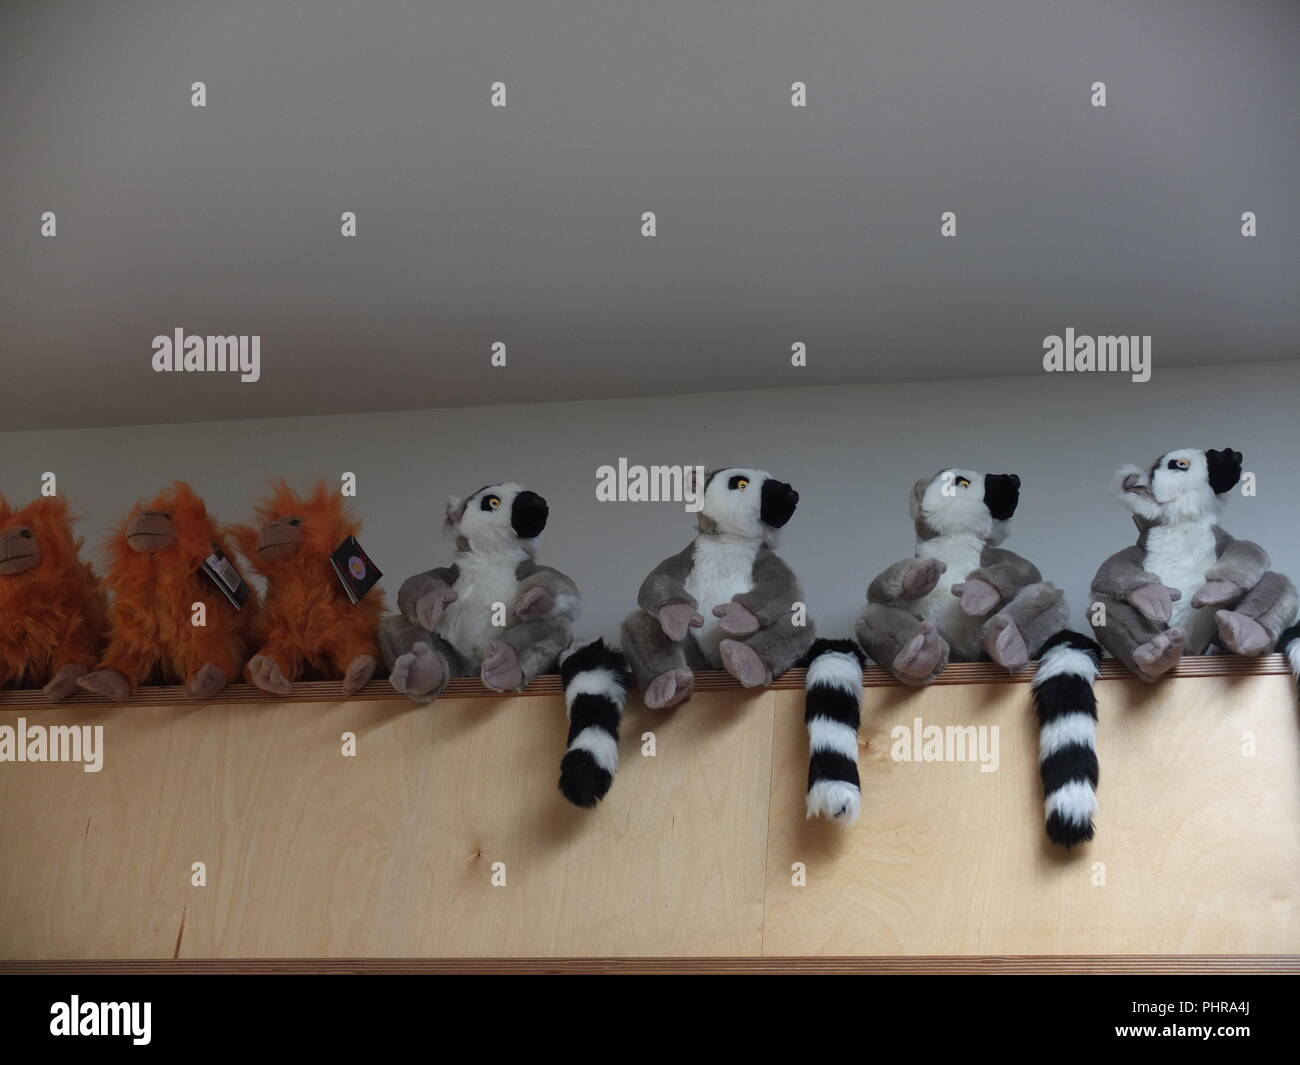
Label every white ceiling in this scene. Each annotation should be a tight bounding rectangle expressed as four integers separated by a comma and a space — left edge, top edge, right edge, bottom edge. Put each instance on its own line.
2, 0, 1297, 430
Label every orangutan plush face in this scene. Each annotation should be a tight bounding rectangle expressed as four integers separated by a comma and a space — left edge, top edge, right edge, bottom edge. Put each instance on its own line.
0, 523, 41, 575
256, 516, 304, 563
125, 510, 178, 554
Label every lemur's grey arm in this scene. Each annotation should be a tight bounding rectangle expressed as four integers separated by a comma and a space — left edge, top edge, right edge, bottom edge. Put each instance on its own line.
1206, 529, 1270, 593
732, 547, 804, 626
868, 558, 926, 606
636, 543, 698, 615
513, 560, 581, 623
397, 565, 459, 625
969, 547, 1042, 605
1091, 546, 1163, 600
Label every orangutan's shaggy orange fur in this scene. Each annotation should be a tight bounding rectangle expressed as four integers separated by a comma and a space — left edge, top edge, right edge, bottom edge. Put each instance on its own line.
0, 496, 108, 694
230, 480, 385, 691
95, 483, 256, 691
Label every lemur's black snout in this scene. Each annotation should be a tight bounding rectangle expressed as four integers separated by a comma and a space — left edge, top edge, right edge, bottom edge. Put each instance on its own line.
1206, 448, 1243, 495
511, 490, 549, 538
984, 474, 1020, 521
760, 479, 799, 529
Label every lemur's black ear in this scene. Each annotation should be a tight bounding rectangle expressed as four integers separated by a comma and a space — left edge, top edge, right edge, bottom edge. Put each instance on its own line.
1205, 448, 1243, 495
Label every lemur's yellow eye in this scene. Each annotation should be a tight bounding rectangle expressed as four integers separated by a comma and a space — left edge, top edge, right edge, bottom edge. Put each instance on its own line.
955, 477, 971, 489
1176, 459, 1190, 470
737, 479, 749, 490
487, 496, 501, 510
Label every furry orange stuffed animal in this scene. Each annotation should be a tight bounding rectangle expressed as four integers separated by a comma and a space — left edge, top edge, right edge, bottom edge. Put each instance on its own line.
0, 496, 109, 701
79, 482, 257, 701
230, 480, 385, 696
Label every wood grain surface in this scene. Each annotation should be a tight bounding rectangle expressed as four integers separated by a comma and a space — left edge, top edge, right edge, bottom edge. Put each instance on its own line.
1, 658, 1296, 964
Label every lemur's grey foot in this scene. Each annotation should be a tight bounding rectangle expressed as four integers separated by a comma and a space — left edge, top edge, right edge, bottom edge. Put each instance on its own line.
248, 654, 293, 696
644, 667, 694, 710
1132, 628, 1185, 680
389, 641, 444, 699
481, 640, 524, 691
984, 615, 1029, 672
342, 654, 377, 696
1215, 610, 1270, 657
719, 639, 773, 688
893, 620, 945, 681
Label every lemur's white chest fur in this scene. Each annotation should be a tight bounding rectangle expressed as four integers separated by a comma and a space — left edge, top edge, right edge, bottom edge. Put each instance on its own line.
915, 533, 986, 660
685, 534, 759, 667
439, 547, 526, 670
1143, 518, 1219, 650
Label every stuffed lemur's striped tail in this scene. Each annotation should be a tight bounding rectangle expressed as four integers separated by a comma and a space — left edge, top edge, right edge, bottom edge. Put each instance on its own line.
558, 639, 630, 808
804, 638, 867, 825
1279, 622, 1300, 692
1032, 630, 1103, 846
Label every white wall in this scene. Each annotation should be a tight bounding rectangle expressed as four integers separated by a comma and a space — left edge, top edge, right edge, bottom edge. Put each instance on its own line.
3, 359, 1297, 645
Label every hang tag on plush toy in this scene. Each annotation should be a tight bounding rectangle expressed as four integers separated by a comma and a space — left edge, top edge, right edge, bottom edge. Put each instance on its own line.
199, 546, 251, 610
330, 535, 382, 604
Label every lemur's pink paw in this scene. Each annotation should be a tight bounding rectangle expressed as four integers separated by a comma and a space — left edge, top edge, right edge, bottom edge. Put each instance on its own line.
657, 603, 704, 642
893, 621, 945, 681
984, 615, 1029, 672
1192, 580, 1238, 609
389, 641, 444, 699
414, 587, 457, 631
1132, 628, 1185, 679
953, 578, 1001, 618
644, 668, 694, 710
719, 639, 772, 688
1215, 610, 1270, 657
901, 557, 946, 600
342, 654, 377, 696
512, 585, 554, 619
481, 640, 524, 692
248, 655, 292, 696
713, 601, 759, 635
77, 669, 130, 702
1129, 583, 1180, 624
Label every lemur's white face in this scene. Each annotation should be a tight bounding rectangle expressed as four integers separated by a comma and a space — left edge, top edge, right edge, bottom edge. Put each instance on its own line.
913, 468, 1020, 540
700, 468, 800, 538
446, 482, 549, 552
1117, 447, 1241, 524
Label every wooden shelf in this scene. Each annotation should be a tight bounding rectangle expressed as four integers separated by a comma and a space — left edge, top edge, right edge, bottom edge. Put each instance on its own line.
2, 661, 1296, 961
0, 653, 1290, 710
3, 954, 1298, 974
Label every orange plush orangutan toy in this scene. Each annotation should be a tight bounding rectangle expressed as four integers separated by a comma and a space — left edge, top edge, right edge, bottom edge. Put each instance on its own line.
0, 495, 109, 701
230, 480, 385, 696
79, 482, 258, 701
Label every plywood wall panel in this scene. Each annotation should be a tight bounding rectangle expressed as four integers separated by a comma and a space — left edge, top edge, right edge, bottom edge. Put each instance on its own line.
0, 691, 775, 959
764, 675, 1300, 956
1, 669, 1297, 960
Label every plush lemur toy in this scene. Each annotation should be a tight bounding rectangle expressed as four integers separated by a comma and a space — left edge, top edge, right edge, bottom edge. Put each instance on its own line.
621, 467, 815, 710
856, 469, 1068, 682
806, 467, 1102, 845
381, 482, 579, 701
230, 480, 386, 697
1091, 447, 1298, 680
0, 496, 109, 701
79, 482, 258, 701
1280, 622, 1300, 694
